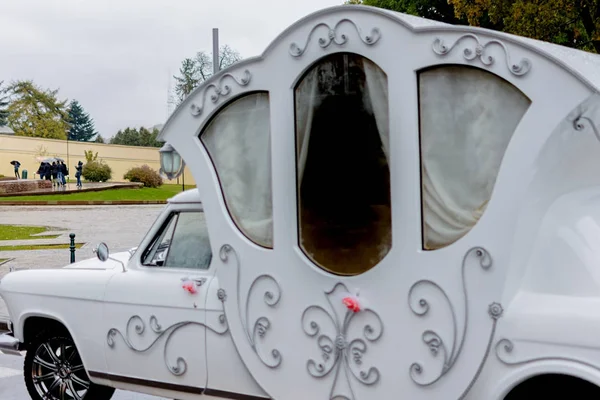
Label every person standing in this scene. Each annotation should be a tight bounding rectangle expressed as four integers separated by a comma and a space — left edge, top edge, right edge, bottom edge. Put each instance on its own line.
60, 161, 68, 186
43, 163, 51, 181
75, 161, 83, 188
51, 162, 59, 188
36, 162, 44, 179
13, 161, 20, 179
56, 163, 64, 187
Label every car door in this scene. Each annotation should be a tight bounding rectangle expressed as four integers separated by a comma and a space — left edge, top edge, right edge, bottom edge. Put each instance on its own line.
101, 204, 224, 398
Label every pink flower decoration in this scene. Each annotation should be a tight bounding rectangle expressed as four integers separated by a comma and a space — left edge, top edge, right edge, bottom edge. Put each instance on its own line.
182, 280, 197, 294
343, 296, 361, 313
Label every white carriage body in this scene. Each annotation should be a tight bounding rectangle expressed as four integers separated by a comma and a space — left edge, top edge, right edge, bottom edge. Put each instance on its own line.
3, 5, 600, 400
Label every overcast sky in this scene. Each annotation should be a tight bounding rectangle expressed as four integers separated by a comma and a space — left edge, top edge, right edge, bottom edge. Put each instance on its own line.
0, 0, 341, 139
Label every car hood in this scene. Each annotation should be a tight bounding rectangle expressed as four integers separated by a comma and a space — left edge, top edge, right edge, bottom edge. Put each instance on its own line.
62, 251, 131, 270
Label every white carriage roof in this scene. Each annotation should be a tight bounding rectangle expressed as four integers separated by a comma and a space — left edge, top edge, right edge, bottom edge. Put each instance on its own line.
158, 4, 600, 144
373, 6, 600, 91
255, 5, 600, 92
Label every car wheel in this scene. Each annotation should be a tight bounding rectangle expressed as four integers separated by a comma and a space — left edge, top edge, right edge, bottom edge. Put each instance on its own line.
24, 332, 115, 400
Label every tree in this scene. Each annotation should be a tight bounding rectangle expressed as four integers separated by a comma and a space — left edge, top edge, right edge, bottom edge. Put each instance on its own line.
109, 126, 162, 147
94, 135, 105, 143
5, 80, 69, 139
67, 100, 98, 141
173, 44, 242, 104
173, 58, 199, 105
345, 0, 467, 25
448, 0, 600, 53
0, 81, 8, 126
355, 0, 600, 53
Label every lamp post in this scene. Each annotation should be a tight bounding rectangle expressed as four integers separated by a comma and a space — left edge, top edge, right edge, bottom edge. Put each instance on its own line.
66, 136, 70, 184
159, 142, 185, 191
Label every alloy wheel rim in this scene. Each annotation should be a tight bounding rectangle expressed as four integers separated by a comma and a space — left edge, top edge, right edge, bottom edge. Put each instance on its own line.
31, 338, 89, 400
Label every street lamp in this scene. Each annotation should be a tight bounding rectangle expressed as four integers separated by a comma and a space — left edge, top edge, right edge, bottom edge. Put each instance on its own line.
159, 142, 186, 191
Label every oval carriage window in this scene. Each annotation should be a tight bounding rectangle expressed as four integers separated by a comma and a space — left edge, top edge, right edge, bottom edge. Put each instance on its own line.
419, 66, 531, 250
295, 53, 391, 275
201, 92, 273, 248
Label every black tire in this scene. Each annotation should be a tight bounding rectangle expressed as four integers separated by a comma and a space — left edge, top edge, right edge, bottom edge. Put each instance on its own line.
24, 332, 115, 400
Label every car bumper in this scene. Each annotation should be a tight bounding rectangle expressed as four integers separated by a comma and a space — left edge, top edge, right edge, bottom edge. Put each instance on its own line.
0, 321, 22, 356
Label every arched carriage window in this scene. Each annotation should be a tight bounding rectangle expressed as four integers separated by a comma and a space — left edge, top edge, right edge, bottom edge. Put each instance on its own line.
201, 92, 273, 248
419, 65, 531, 250
295, 53, 391, 275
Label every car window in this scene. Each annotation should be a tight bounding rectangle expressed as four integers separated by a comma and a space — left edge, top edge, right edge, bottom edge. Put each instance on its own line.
142, 211, 212, 270
164, 212, 212, 269
142, 213, 178, 267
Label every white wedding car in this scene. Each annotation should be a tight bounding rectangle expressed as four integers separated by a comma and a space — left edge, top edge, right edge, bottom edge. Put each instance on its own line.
3, 4, 600, 400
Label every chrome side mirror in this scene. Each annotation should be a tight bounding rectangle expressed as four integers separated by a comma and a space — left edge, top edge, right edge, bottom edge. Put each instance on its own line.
95, 242, 109, 262
94, 242, 127, 273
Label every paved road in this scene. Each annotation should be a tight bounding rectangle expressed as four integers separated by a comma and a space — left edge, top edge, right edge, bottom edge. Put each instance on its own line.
0, 205, 165, 316
0, 205, 169, 399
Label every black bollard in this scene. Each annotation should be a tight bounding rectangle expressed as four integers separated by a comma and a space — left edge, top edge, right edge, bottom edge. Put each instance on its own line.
69, 233, 76, 264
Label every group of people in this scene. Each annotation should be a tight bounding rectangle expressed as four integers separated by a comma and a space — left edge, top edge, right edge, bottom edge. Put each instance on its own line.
36, 160, 68, 187
35, 160, 84, 188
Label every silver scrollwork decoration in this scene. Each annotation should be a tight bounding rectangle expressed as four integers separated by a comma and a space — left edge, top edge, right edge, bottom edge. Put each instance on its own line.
408, 247, 503, 399
218, 244, 282, 369
289, 19, 381, 57
106, 314, 229, 377
432, 34, 532, 76
190, 70, 252, 116
302, 282, 383, 400
573, 113, 600, 143
495, 338, 600, 373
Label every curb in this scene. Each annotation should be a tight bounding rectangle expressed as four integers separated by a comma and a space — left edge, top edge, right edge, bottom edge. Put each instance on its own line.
0, 182, 144, 197
0, 200, 167, 206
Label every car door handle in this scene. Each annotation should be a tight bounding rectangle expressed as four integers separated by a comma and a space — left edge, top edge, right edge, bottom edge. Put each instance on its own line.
181, 276, 207, 287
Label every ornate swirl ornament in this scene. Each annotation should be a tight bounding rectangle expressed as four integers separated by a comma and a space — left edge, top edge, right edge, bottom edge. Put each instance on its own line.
106, 314, 228, 376
289, 19, 381, 57
189, 70, 252, 116
495, 339, 600, 372
218, 244, 282, 369
408, 247, 503, 398
301, 282, 383, 400
432, 34, 532, 76
572, 112, 600, 143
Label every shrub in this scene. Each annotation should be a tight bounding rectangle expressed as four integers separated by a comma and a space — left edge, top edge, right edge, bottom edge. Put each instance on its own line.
84, 150, 98, 163
82, 161, 112, 182
124, 165, 163, 188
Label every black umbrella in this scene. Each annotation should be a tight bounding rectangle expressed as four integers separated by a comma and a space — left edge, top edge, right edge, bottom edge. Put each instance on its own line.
10, 160, 19, 165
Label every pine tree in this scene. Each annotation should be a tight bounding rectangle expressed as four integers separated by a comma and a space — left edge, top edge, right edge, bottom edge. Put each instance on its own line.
0, 81, 8, 126
68, 100, 98, 141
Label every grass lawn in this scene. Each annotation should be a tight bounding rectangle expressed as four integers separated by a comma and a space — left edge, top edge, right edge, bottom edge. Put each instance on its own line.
0, 184, 196, 202
0, 259, 7, 264
0, 243, 85, 251
0, 225, 60, 240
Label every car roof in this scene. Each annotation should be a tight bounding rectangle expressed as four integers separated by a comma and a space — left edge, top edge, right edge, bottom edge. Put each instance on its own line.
168, 188, 202, 204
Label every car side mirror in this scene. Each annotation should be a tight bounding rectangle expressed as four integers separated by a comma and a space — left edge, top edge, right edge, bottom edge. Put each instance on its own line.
96, 242, 109, 262
94, 242, 127, 273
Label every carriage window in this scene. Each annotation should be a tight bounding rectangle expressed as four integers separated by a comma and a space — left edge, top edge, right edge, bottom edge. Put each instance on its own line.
419, 65, 530, 250
201, 92, 273, 248
295, 53, 391, 275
